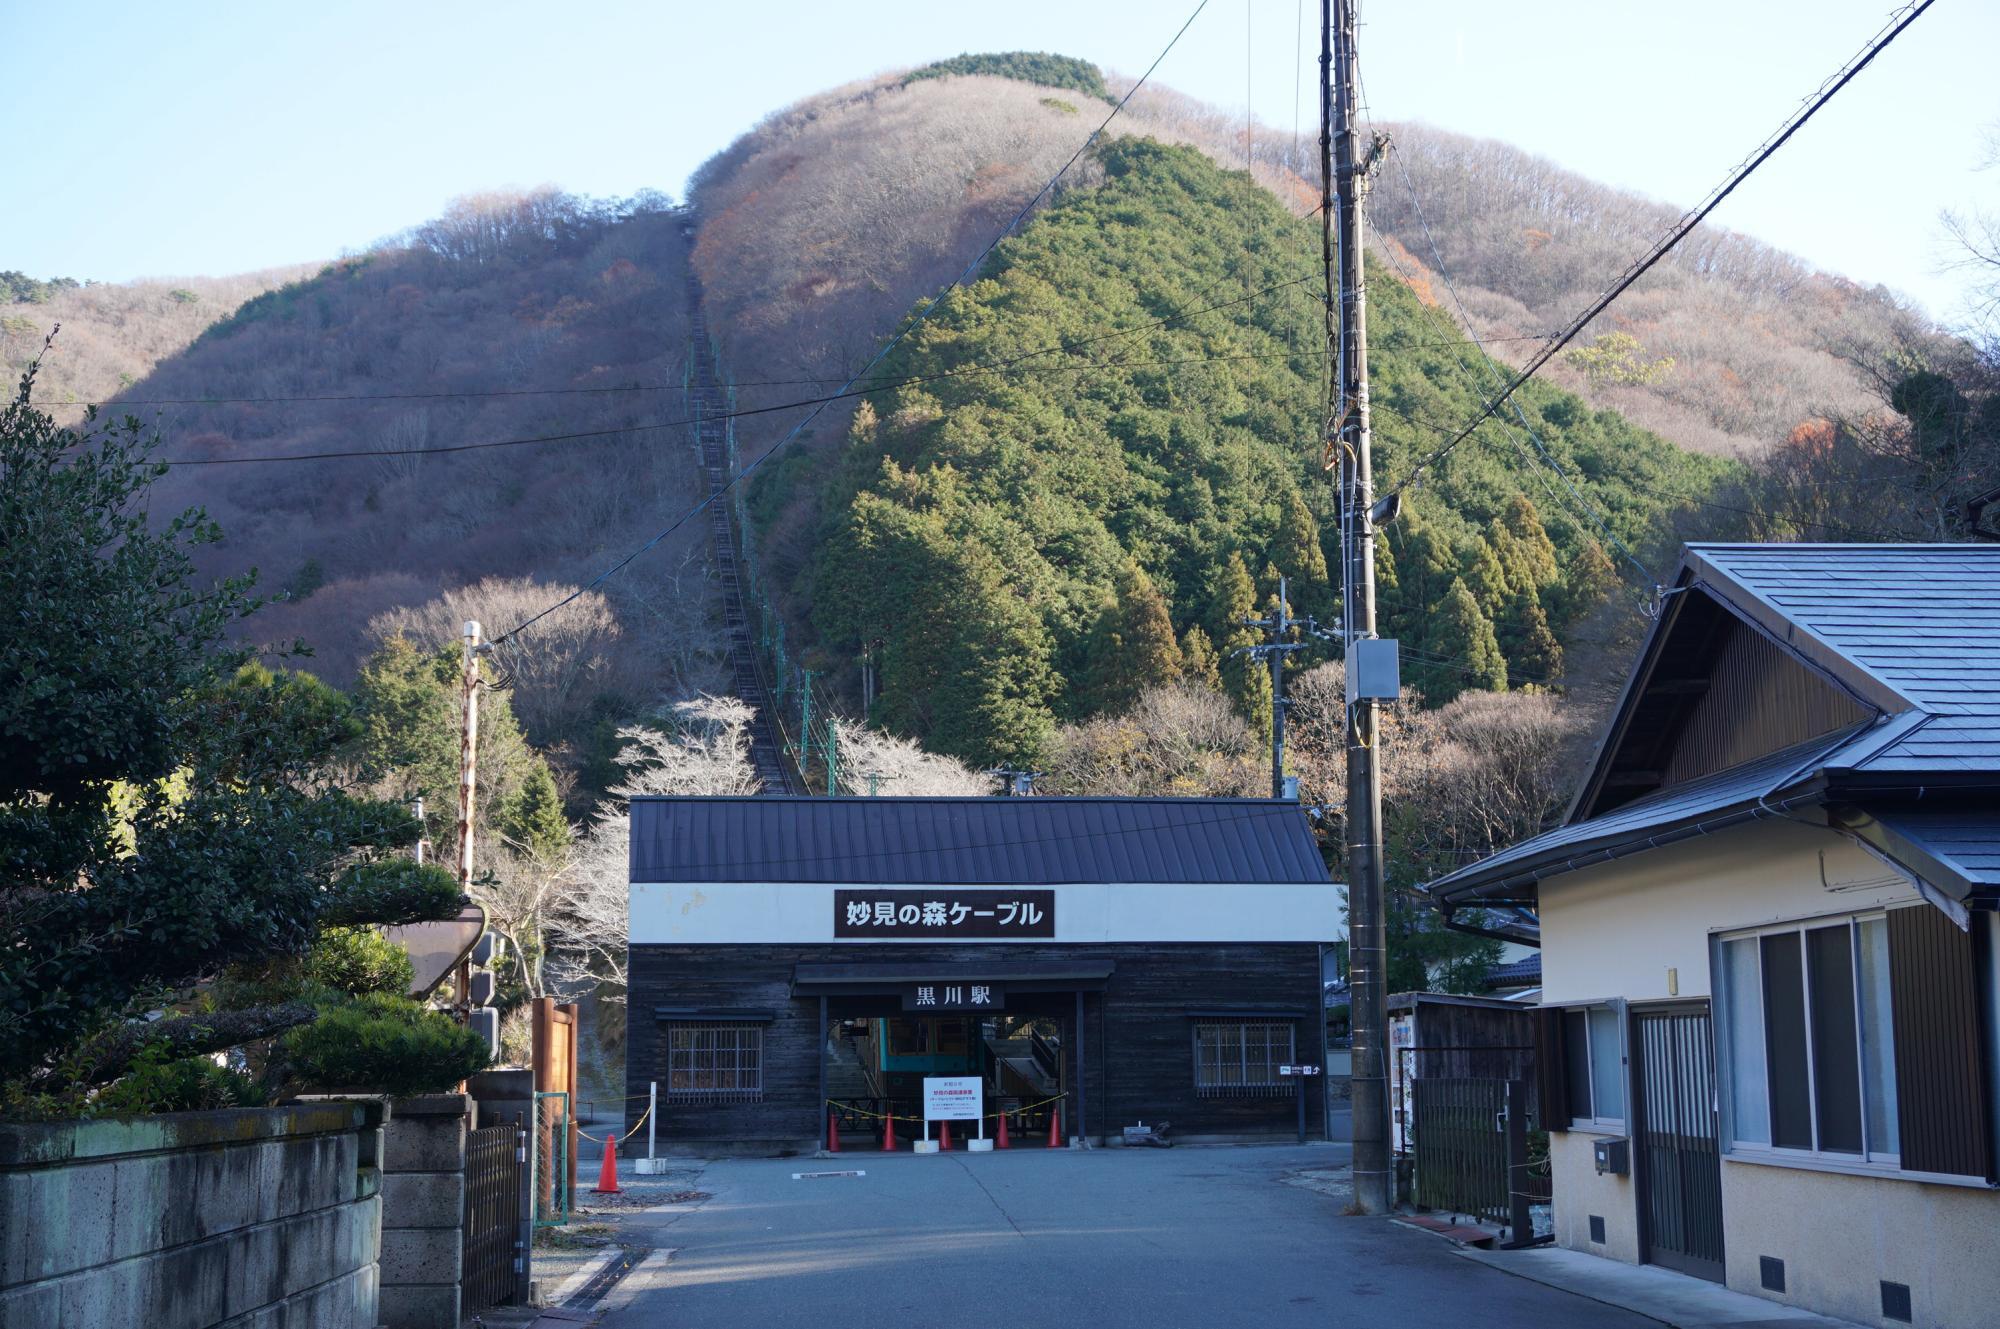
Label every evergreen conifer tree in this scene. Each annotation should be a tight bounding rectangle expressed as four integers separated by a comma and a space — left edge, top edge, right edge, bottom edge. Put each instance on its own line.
1082, 562, 1183, 714
1179, 625, 1224, 691
1426, 578, 1509, 701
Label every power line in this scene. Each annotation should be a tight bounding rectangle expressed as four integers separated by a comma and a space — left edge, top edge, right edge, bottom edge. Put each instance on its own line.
1379, 0, 1938, 506
159, 347, 1313, 468
493, 0, 1217, 647
1365, 181, 1658, 589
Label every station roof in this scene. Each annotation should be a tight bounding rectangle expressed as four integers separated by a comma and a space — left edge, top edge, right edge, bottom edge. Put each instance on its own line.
628, 796, 1332, 886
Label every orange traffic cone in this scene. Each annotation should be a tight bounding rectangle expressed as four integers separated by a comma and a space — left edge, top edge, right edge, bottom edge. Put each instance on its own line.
882, 1112, 897, 1152
592, 1135, 620, 1193
996, 1111, 1011, 1149
939, 1121, 952, 1151
828, 1112, 841, 1153
1047, 1103, 1063, 1149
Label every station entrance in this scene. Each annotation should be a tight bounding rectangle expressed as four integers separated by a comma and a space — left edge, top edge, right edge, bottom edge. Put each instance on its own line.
802, 971, 1102, 1151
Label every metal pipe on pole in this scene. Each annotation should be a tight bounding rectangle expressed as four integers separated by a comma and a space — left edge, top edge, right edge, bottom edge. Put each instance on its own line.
1323, 0, 1392, 1214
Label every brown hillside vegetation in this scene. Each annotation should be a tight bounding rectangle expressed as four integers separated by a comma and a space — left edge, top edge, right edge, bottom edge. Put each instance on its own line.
2, 267, 312, 419
1367, 123, 1908, 458
118, 189, 717, 689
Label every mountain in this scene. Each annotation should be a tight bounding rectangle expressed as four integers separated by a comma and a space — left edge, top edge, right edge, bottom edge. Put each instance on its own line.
2, 267, 309, 417
13, 52, 1956, 769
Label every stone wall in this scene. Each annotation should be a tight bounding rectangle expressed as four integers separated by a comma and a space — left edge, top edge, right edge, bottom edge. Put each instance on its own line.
379, 1094, 470, 1329
0, 1102, 383, 1329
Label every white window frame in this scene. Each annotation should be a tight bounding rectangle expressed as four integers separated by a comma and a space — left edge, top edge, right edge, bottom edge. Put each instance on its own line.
1563, 999, 1628, 1131
1712, 911, 1902, 1173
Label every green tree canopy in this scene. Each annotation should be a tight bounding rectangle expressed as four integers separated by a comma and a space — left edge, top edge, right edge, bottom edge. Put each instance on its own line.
0, 368, 463, 1097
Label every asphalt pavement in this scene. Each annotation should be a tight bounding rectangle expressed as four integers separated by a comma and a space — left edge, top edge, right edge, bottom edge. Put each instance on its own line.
589, 1142, 1656, 1329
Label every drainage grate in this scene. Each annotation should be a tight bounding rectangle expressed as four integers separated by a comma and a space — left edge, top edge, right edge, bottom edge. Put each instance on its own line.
793, 1170, 866, 1180
562, 1247, 650, 1309
1760, 1256, 1786, 1293
1880, 1281, 1912, 1323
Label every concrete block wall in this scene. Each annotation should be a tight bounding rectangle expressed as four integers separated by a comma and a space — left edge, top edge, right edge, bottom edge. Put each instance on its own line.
0, 1102, 384, 1329
378, 1094, 471, 1329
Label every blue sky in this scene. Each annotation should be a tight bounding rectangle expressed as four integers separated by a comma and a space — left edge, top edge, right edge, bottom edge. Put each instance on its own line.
7, 1, 1995, 323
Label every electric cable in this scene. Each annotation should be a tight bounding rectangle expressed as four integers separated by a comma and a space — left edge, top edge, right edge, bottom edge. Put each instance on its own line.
1378, 0, 1938, 506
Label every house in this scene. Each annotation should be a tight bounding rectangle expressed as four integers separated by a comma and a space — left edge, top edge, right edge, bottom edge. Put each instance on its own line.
1424, 544, 2000, 1329
625, 796, 1343, 1151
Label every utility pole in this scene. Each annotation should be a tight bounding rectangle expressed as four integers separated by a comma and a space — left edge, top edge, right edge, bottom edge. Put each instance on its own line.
412, 796, 426, 866
1324, 0, 1392, 1214
1239, 576, 1321, 800
455, 620, 483, 1022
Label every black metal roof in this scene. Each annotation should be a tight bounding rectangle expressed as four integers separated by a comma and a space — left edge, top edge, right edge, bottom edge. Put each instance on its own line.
628, 796, 1331, 885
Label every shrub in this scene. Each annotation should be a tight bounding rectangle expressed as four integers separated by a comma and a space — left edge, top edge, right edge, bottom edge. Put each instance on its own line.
282, 994, 490, 1096
95, 1052, 266, 1114
306, 927, 415, 997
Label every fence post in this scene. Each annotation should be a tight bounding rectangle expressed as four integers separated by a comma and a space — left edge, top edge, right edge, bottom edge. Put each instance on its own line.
1505, 1078, 1532, 1246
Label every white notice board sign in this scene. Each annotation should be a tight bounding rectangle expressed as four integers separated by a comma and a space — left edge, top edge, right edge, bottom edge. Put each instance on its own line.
923, 1076, 982, 1122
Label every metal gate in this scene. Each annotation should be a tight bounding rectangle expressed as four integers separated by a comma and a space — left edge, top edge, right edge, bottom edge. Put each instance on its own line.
535, 1090, 571, 1227
1411, 1077, 1509, 1223
463, 1122, 525, 1313
1634, 1005, 1725, 1282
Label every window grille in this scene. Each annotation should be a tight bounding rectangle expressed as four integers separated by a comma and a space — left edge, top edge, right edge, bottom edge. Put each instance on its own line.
666, 1024, 763, 1103
1193, 1021, 1295, 1097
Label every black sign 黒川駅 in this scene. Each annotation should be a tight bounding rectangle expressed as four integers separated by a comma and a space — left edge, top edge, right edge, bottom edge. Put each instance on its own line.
901, 982, 1006, 1012
833, 889, 1055, 939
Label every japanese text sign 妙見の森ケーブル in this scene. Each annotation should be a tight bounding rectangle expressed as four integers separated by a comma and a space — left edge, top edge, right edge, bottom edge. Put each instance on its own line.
833, 889, 1055, 939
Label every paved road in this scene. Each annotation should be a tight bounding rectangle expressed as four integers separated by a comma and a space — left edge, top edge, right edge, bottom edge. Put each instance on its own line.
592, 1144, 1653, 1329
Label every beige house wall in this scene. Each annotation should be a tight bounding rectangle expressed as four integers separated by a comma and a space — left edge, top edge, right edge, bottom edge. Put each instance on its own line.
1719, 1158, 2000, 1328
1533, 817, 2000, 1326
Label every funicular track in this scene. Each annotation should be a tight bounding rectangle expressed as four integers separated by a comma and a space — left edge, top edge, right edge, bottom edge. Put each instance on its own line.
681, 228, 804, 795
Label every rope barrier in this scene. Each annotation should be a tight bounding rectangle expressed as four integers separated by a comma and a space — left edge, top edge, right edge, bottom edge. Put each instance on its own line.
823, 1093, 1069, 1125
575, 1097, 654, 1146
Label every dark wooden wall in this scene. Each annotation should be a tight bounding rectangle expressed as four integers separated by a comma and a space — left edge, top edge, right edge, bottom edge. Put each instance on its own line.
627, 942, 1326, 1148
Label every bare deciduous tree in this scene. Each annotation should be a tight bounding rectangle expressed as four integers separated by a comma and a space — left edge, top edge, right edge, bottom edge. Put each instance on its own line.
543, 696, 761, 1003
368, 577, 625, 745
833, 720, 996, 796
1041, 683, 1262, 797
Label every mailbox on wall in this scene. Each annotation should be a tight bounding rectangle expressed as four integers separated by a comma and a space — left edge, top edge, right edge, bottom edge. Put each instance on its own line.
1593, 1137, 1630, 1176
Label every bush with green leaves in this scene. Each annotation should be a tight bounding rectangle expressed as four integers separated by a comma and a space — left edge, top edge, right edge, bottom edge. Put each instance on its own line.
282, 995, 491, 1097
306, 927, 416, 997
92, 1051, 266, 1115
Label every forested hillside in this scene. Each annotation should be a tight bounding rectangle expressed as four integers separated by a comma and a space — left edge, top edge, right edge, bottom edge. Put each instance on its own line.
787, 138, 1732, 764
71, 190, 717, 695
19, 50, 1985, 795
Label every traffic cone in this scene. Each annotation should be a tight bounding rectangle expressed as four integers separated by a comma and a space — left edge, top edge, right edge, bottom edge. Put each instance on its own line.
1047, 1103, 1063, 1149
827, 1112, 841, 1153
882, 1112, 897, 1152
592, 1135, 620, 1193
939, 1121, 952, 1152
996, 1111, 1011, 1149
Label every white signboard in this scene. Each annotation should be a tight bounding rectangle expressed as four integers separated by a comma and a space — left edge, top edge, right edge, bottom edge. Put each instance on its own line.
923, 1076, 982, 1122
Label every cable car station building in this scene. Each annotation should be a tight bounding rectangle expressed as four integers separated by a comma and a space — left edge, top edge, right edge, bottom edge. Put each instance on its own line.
625, 797, 1341, 1152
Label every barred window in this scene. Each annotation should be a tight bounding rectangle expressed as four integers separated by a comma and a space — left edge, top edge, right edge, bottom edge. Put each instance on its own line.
1194, 1021, 1295, 1097
666, 1024, 763, 1103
